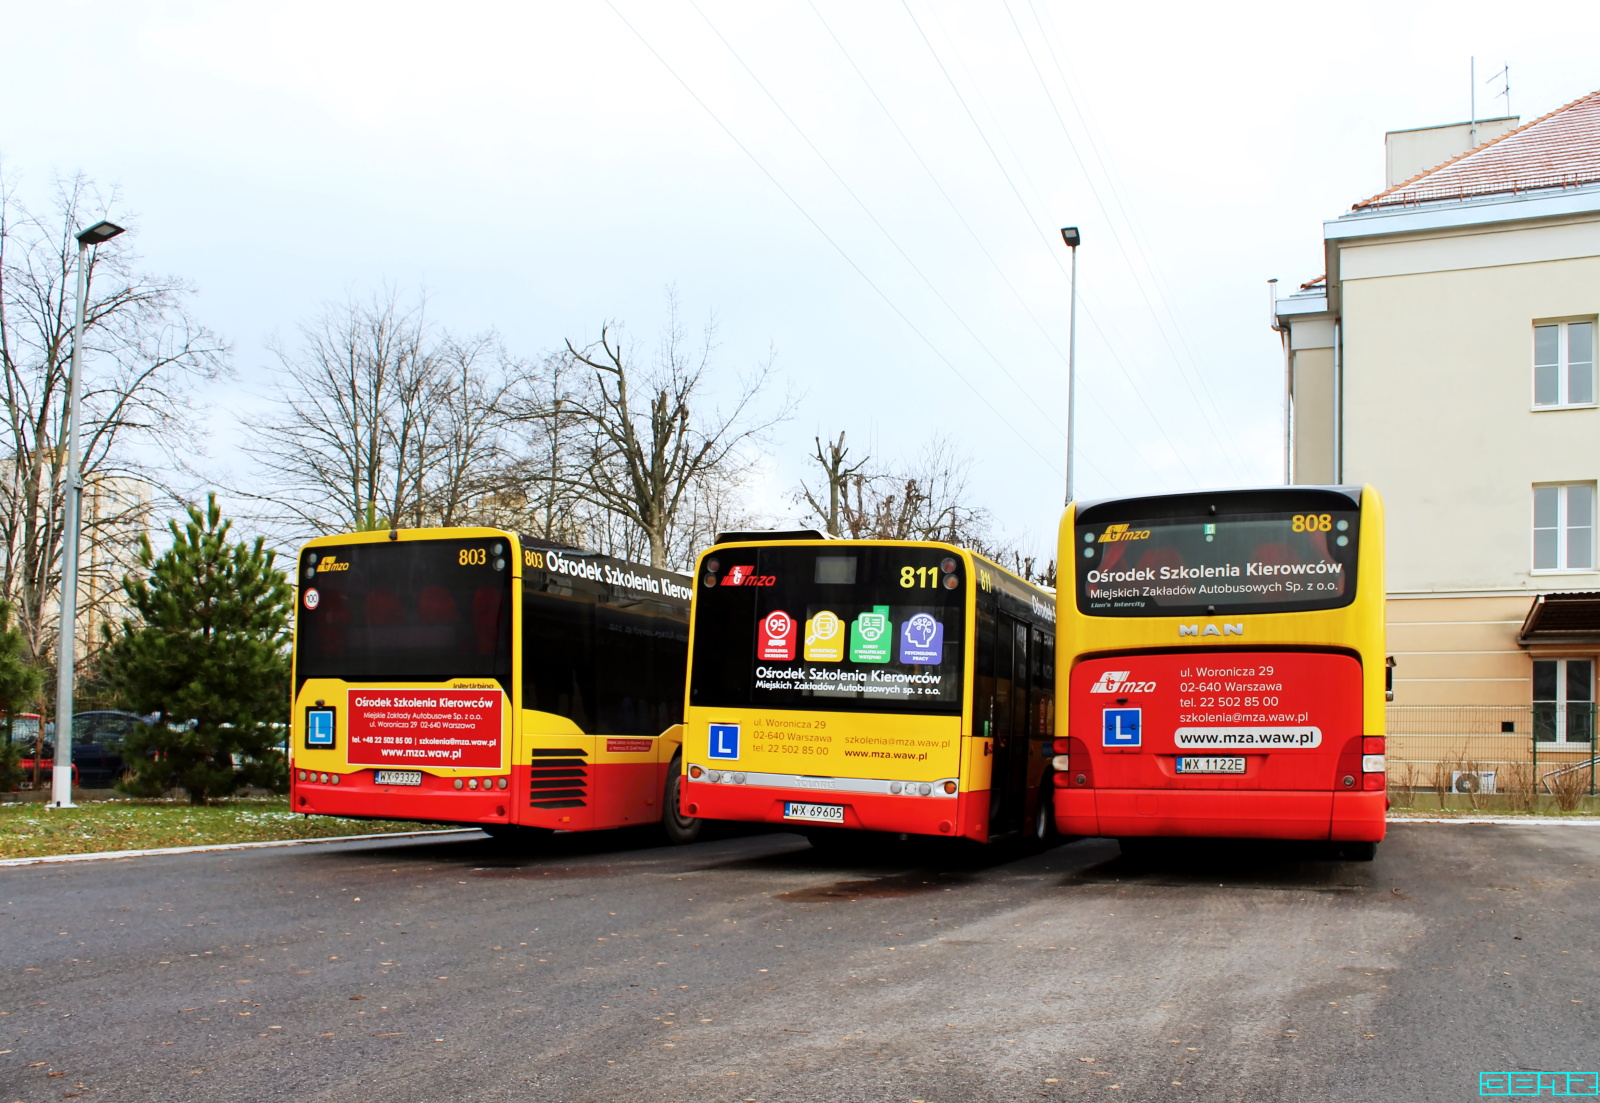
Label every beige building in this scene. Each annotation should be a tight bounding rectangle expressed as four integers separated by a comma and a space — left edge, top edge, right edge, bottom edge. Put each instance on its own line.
1275, 89, 1600, 775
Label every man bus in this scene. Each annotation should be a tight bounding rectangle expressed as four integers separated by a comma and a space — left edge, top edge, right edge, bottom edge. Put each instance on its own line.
681, 532, 1057, 846
290, 528, 701, 844
1052, 486, 1387, 860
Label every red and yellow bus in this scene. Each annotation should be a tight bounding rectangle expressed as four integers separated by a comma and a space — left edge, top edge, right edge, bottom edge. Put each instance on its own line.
290, 528, 701, 844
680, 533, 1057, 846
1052, 486, 1387, 859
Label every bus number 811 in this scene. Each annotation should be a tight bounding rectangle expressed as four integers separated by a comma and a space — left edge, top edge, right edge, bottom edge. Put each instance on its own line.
1291, 514, 1333, 533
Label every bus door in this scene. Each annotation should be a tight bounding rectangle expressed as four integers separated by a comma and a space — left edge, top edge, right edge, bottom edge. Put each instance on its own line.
988, 614, 1031, 834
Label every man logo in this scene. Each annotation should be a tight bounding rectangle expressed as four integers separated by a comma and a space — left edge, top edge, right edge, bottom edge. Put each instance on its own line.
1178, 623, 1244, 637
1089, 671, 1157, 694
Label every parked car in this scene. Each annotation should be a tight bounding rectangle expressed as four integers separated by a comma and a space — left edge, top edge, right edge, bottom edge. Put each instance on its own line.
70, 711, 153, 788
9, 713, 78, 790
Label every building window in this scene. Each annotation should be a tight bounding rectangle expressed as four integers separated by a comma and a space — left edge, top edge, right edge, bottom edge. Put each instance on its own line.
1533, 320, 1595, 407
1533, 484, 1595, 571
1534, 658, 1593, 744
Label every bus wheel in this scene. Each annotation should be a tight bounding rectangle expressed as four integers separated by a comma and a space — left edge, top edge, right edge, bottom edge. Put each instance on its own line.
1032, 787, 1059, 846
1336, 841, 1378, 862
660, 756, 703, 845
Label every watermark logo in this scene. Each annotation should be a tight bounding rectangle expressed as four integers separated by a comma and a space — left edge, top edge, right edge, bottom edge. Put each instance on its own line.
1481, 1071, 1599, 1096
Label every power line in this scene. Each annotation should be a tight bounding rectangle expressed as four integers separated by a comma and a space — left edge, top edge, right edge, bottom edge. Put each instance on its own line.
601, 0, 1092, 482
1018, 0, 1253, 476
686, 2, 1063, 445
901, 0, 1246, 482
804, 0, 1194, 486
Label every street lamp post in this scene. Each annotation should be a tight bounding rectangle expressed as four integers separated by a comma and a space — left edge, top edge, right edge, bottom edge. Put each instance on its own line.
1060, 226, 1081, 505
50, 220, 124, 810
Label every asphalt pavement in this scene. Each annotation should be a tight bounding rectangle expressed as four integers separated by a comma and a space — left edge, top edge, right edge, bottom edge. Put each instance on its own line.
3, 822, 1597, 1102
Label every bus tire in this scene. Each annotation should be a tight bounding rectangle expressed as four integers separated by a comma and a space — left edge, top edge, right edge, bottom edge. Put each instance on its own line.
1336, 840, 1378, 862
660, 755, 702, 846
1032, 786, 1059, 846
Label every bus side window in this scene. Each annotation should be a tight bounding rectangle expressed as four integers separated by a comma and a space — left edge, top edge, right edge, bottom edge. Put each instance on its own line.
974, 604, 997, 737
1032, 627, 1054, 737
524, 587, 593, 732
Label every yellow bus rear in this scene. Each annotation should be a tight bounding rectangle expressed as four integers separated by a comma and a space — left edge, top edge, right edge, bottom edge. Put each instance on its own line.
681, 535, 1057, 844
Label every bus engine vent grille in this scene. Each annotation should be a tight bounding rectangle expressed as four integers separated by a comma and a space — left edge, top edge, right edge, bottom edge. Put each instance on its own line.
528, 748, 588, 809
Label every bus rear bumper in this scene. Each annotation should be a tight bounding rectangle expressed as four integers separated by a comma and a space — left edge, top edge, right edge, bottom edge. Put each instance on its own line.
292, 782, 510, 826
682, 781, 973, 839
1055, 788, 1386, 842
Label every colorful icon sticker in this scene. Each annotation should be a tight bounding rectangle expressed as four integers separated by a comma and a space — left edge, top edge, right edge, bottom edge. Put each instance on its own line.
758, 610, 797, 660
849, 606, 892, 663
898, 613, 944, 664
804, 609, 844, 662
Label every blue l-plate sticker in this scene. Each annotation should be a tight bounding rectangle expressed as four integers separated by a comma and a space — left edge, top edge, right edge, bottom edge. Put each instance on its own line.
1103, 707, 1141, 748
709, 723, 741, 760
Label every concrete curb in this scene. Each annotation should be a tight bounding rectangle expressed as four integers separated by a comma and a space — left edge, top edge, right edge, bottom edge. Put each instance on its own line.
1389, 815, 1600, 826
0, 828, 484, 868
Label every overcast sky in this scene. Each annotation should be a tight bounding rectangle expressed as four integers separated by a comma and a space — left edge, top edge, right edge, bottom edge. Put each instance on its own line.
7, 1, 1598, 557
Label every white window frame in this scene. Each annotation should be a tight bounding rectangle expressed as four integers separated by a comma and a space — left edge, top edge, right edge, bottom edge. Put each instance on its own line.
1532, 318, 1597, 410
1533, 657, 1594, 746
1532, 483, 1596, 573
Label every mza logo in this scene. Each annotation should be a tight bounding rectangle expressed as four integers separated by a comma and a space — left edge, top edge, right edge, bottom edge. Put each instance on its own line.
1090, 670, 1157, 694
1103, 708, 1142, 748
1178, 623, 1244, 637
720, 565, 776, 587
1097, 524, 1151, 543
708, 723, 741, 760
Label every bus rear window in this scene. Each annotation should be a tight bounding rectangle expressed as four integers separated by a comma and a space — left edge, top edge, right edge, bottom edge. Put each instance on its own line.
690, 546, 965, 714
1076, 493, 1360, 617
295, 537, 513, 689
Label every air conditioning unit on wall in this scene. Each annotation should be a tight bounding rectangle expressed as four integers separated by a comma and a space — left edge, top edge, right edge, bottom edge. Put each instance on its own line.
1452, 770, 1497, 795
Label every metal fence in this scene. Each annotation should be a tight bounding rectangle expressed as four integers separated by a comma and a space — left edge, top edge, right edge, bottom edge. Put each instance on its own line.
1386, 706, 1599, 812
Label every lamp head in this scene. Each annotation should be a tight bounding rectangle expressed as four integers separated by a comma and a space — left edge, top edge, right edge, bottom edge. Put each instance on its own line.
76, 221, 125, 246
1060, 226, 1081, 248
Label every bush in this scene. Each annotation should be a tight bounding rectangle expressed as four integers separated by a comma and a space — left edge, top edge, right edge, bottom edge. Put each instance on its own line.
101, 495, 292, 805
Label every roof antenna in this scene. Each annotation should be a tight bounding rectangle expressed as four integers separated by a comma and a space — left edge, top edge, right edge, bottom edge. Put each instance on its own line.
1469, 56, 1477, 148
1486, 61, 1511, 119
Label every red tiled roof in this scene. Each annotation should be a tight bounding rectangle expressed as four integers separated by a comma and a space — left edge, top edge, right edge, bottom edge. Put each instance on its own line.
1354, 88, 1600, 210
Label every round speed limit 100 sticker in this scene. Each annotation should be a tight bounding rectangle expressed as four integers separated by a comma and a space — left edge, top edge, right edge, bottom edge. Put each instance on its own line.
303, 587, 320, 610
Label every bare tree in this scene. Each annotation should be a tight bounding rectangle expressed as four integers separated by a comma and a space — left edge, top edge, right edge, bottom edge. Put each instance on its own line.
244, 291, 517, 538
562, 299, 783, 568
794, 431, 991, 547
797, 431, 871, 537
0, 171, 225, 665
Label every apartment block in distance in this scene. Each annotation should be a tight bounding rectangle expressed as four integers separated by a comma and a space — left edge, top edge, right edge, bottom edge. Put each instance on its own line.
1273, 89, 1600, 794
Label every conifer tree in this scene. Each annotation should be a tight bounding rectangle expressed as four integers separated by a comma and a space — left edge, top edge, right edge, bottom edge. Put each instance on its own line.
0, 600, 43, 792
103, 494, 293, 804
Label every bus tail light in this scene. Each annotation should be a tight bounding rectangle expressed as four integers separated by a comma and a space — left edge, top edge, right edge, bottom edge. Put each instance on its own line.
1363, 736, 1385, 754
688, 765, 704, 779
1052, 736, 1092, 787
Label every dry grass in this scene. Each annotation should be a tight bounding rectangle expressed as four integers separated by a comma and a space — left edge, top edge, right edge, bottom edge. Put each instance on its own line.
0, 799, 433, 860
1547, 764, 1595, 813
